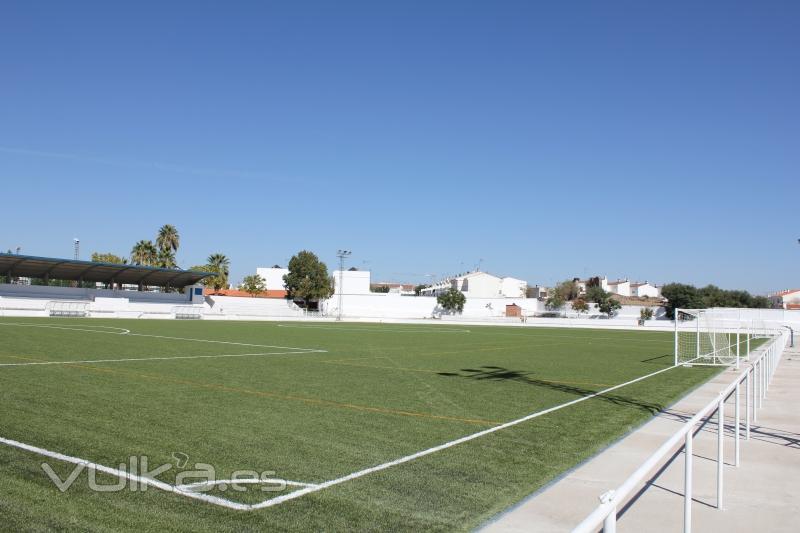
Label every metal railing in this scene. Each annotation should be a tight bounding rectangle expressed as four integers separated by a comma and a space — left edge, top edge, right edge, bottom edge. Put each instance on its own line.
573, 329, 789, 533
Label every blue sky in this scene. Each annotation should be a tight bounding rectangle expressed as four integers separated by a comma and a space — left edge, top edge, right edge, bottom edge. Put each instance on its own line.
1, 1, 797, 293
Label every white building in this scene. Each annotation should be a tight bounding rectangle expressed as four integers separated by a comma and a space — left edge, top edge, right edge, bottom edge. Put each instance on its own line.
420, 271, 527, 298
769, 289, 800, 309
575, 277, 610, 295
527, 285, 549, 299
631, 281, 661, 298
256, 266, 289, 292
332, 269, 371, 295
607, 279, 631, 297
500, 276, 527, 298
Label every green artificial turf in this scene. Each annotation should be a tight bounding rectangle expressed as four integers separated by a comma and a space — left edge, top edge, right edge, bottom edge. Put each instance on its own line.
0, 318, 727, 531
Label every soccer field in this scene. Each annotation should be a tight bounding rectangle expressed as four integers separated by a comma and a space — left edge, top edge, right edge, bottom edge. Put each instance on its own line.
0, 318, 721, 531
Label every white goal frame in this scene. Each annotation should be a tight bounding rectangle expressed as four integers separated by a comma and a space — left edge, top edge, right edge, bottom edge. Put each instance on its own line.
674, 308, 779, 367
46, 300, 89, 318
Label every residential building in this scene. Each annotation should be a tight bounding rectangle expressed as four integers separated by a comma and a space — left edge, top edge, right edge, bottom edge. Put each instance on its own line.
768, 289, 800, 309
607, 279, 631, 297
420, 271, 527, 298
372, 282, 416, 295
527, 285, 549, 299
631, 281, 661, 298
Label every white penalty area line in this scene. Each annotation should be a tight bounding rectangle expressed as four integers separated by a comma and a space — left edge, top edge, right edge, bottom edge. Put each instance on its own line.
0, 350, 327, 368
0, 361, 684, 511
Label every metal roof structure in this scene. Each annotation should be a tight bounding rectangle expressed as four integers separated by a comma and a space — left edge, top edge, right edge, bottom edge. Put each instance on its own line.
0, 253, 213, 288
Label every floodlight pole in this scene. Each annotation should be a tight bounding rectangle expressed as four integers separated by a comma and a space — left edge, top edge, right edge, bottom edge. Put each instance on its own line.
336, 250, 351, 321
73, 238, 80, 260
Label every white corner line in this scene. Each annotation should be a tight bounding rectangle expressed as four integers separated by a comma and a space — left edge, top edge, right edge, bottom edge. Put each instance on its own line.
0, 435, 251, 511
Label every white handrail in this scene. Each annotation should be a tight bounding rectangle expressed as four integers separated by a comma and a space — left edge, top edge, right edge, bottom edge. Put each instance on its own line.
573, 330, 788, 533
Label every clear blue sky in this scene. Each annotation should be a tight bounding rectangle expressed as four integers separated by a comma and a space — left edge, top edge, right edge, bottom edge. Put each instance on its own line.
1, 1, 797, 293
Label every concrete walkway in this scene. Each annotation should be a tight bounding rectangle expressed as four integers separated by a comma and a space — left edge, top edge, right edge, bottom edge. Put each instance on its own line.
482, 342, 800, 532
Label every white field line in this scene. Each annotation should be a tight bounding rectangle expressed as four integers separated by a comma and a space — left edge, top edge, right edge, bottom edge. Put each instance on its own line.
0, 323, 132, 335
0, 322, 323, 352
276, 324, 472, 334
0, 361, 682, 511
243, 362, 682, 510
0, 435, 252, 510
178, 478, 319, 491
0, 350, 327, 368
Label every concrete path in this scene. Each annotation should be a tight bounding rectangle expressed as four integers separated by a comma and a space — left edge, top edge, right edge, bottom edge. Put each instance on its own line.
482, 342, 800, 532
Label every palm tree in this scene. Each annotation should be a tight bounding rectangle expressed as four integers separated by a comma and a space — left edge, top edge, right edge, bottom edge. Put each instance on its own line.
157, 248, 177, 269
207, 253, 230, 291
131, 240, 158, 266
156, 225, 180, 255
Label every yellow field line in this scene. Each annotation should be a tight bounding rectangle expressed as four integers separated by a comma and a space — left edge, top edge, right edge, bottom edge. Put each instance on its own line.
1, 354, 498, 426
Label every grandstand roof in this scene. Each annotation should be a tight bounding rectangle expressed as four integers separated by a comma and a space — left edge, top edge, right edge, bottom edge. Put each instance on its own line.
0, 253, 213, 287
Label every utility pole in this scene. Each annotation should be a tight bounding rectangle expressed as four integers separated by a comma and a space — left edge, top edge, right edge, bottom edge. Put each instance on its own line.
336, 250, 351, 321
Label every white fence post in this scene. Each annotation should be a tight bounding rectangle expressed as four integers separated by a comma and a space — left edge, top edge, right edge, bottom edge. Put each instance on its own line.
746, 368, 751, 439
717, 400, 724, 509
734, 382, 740, 467
685, 428, 693, 533
599, 491, 617, 533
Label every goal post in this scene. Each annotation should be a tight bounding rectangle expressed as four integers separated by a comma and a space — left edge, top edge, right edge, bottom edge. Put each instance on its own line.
675, 308, 741, 366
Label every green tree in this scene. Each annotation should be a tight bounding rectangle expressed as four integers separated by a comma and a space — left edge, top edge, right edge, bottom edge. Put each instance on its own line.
571, 298, 589, 314
750, 296, 771, 308
240, 274, 266, 297
130, 240, 158, 266
598, 297, 622, 317
91, 252, 127, 264
157, 249, 177, 269
371, 284, 390, 293
545, 291, 565, 310
414, 284, 429, 296
640, 307, 654, 321
437, 287, 466, 313
585, 285, 608, 304
206, 253, 230, 291
156, 224, 180, 254
554, 279, 580, 301
283, 250, 334, 306
661, 283, 703, 318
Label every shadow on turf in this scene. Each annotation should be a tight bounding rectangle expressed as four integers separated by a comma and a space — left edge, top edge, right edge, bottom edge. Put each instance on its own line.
437, 366, 665, 414
639, 353, 673, 364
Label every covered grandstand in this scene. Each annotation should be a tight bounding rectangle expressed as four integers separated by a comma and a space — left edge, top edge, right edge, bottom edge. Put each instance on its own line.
0, 253, 213, 289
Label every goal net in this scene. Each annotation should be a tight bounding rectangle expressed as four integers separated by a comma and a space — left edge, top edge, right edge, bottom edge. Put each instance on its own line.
173, 306, 203, 320
674, 308, 782, 366
47, 301, 90, 317
675, 309, 743, 366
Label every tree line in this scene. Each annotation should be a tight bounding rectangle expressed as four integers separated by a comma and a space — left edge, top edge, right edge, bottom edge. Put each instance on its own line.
546, 279, 622, 317
661, 283, 770, 318
90, 224, 230, 291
